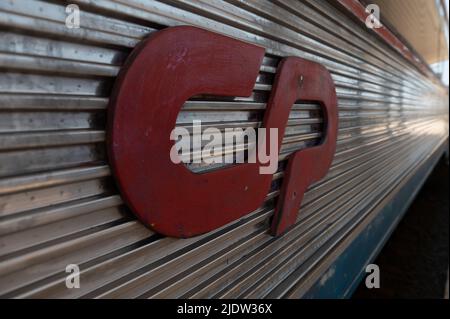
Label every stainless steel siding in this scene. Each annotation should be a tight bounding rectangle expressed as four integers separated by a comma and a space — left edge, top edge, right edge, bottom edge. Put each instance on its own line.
0, 0, 448, 298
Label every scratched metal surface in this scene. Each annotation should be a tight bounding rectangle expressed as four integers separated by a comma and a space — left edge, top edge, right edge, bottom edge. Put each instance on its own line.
0, 0, 448, 298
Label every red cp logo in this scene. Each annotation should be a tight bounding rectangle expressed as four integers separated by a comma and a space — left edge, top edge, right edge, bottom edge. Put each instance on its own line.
108, 26, 338, 238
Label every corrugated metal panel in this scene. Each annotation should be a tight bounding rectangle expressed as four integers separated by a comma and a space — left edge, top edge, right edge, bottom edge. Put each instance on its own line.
0, 0, 448, 298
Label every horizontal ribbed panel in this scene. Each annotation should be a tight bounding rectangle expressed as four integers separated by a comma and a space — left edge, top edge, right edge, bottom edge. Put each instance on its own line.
0, 0, 448, 298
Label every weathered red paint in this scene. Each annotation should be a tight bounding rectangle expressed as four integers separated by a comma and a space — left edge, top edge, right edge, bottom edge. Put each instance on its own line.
270, 58, 338, 236
108, 26, 338, 238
